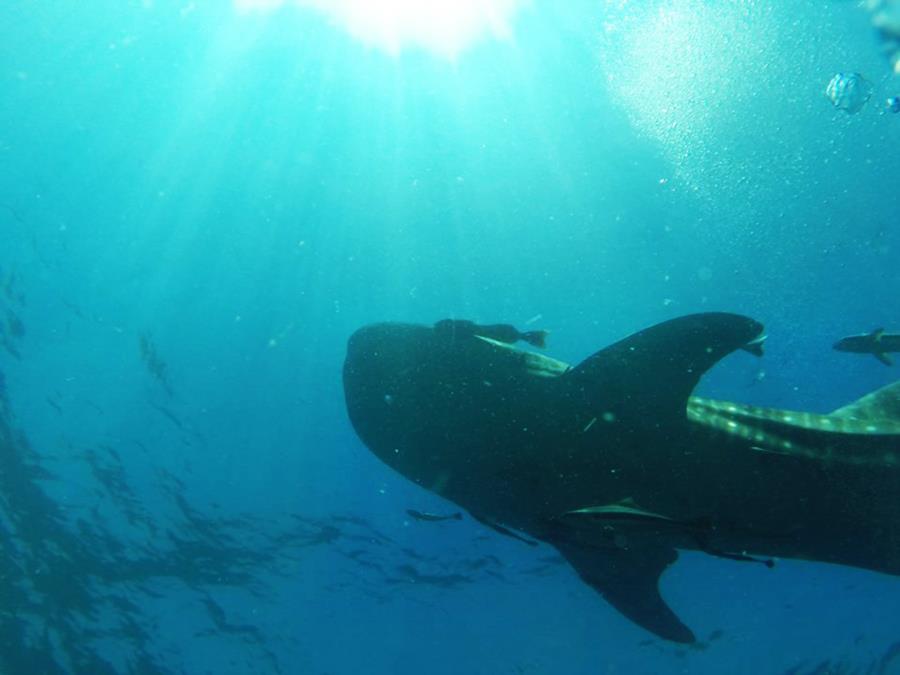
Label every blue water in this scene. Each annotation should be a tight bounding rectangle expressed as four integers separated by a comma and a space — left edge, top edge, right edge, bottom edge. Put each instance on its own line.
2, 1, 900, 673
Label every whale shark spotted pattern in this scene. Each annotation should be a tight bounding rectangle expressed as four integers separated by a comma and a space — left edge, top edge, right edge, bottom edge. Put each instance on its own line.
688, 397, 900, 466
342, 313, 900, 643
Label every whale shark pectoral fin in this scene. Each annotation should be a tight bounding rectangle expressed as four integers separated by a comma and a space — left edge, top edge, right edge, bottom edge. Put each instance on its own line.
567, 313, 765, 422
554, 541, 695, 644
874, 351, 893, 366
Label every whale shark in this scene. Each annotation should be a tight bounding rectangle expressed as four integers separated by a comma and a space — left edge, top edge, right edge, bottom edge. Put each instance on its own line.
342, 313, 900, 643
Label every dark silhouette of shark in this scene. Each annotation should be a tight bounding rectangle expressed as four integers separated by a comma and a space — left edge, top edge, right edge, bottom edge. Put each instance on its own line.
343, 313, 900, 643
835, 328, 900, 366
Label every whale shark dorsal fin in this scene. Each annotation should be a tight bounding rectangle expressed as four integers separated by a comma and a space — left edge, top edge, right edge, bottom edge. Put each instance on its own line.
567, 313, 765, 422
554, 541, 695, 644
871, 328, 885, 342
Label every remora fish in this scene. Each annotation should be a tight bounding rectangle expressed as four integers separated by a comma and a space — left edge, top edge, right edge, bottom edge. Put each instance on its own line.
834, 328, 900, 366
343, 313, 900, 644
406, 509, 463, 522
434, 319, 548, 349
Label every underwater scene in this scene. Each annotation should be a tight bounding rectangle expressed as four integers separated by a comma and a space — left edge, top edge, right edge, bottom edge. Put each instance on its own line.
3, 1, 900, 673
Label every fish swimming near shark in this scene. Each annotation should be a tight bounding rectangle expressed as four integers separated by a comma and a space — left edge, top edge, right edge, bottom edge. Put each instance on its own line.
434, 319, 549, 349
406, 509, 463, 522
342, 313, 900, 644
834, 328, 900, 366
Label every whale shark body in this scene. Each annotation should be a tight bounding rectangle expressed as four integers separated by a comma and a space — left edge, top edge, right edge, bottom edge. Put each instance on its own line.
342, 313, 900, 643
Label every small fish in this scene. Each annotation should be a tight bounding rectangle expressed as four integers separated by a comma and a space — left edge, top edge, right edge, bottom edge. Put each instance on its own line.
834, 328, 900, 366
406, 509, 463, 522
139, 333, 174, 394
434, 319, 548, 348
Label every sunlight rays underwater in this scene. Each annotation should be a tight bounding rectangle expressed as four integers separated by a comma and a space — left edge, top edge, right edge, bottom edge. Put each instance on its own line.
231, 0, 530, 60
116, 0, 612, 334
67, 0, 895, 368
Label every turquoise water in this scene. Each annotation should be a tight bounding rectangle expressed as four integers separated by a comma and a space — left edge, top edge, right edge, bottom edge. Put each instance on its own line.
2, 1, 900, 673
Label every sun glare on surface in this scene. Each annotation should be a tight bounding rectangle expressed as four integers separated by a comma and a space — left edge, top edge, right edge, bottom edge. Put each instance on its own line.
234, 0, 528, 58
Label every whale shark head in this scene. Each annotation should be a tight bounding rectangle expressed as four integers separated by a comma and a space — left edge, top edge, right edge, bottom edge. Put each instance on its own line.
343, 320, 563, 492
343, 322, 434, 473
